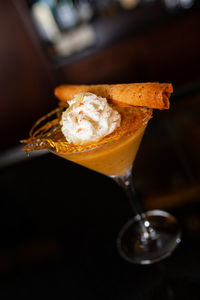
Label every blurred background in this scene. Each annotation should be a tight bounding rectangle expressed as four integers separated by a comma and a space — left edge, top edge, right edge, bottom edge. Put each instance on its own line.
1, 0, 200, 299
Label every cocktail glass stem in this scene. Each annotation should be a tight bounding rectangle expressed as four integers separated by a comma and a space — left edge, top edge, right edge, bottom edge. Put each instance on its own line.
112, 168, 181, 265
113, 168, 156, 240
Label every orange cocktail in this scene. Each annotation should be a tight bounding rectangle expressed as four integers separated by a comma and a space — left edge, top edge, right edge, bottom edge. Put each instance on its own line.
54, 121, 147, 177
22, 83, 179, 266
50, 106, 151, 177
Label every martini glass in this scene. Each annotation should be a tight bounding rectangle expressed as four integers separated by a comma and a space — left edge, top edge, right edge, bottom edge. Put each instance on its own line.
50, 109, 181, 264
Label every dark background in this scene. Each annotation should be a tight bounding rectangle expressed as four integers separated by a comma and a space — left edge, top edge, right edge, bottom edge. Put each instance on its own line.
0, 0, 200, 298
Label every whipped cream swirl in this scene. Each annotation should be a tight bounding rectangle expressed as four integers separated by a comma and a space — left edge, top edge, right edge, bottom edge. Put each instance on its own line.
61, 92, 121, 145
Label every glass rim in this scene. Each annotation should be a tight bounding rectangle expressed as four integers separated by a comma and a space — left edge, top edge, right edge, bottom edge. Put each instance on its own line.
49, 107, 152, 155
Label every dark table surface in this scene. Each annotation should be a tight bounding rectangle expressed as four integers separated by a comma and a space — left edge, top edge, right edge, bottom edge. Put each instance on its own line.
1, 90, 200, 299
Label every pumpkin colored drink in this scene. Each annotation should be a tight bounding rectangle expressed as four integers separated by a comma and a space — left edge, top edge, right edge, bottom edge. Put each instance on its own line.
22, 83, 172, 174
53, 113, 148, 177
48, 92, 151, 176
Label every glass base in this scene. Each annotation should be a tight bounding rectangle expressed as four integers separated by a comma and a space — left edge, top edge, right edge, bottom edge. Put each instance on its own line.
117, 210, 181, 265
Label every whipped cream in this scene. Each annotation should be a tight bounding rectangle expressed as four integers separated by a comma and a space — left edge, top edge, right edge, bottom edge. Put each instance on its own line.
61, 93, 121, 145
